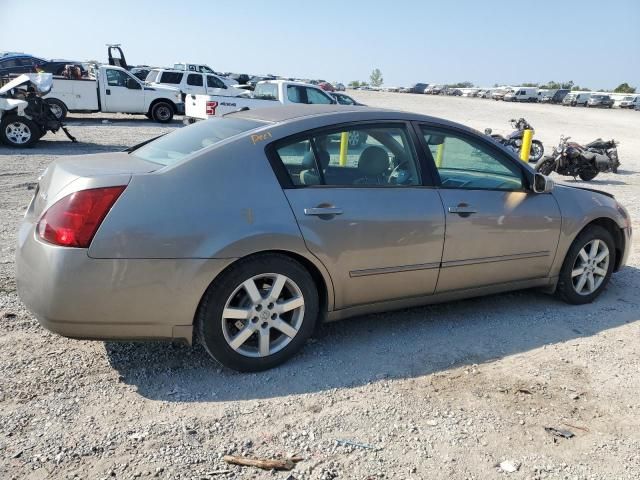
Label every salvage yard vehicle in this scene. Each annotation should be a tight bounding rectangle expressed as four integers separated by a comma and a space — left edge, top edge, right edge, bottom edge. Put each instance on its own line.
16, 105, 632, 371
145, 68, 246, 97
587, 95, 614, 108
185, 80, 335, 121
485, 118, 544, 162
43, 65, 184, 122
0, 74, 76, 148
618, 96, 640, 109
536, 135, 620, 180
562, 92, 591, 106
504, 87, 539, 102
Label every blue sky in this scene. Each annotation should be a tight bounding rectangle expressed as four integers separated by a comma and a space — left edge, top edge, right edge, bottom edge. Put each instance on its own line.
1, 0, 638, 89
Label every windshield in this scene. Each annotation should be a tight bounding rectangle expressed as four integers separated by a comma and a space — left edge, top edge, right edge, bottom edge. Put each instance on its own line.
132, 117, 264, 166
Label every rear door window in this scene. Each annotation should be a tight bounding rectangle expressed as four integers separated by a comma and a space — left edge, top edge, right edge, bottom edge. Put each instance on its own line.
187, 73, 203, 86
160, 71, 183, 84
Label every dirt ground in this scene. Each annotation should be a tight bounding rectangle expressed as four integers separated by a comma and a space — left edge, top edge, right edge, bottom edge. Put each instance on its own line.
1, 95, 639, 480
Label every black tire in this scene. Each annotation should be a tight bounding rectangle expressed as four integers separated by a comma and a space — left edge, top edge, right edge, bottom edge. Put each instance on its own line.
528, 140, 544, 163
535, 156, 555, 175
0, 115, 40, 148
197, 254, 319, 372
578, 167, 598, 181
45, 98, 67, 121
150, 101, 174, 123
556, 225, 616, 305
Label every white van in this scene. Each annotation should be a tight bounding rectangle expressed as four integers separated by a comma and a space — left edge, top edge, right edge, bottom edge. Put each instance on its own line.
562, 92, 591, 106
145, 69, 246, 97
505, 87, 539, 102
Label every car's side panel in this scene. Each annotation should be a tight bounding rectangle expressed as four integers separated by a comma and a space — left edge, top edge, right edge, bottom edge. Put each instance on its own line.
285, 188, 445, 309
548, 185, 630, 277
435, 190, 562, 292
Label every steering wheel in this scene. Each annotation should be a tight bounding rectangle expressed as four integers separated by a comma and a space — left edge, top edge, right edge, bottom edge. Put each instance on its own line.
388, 160, 411, 184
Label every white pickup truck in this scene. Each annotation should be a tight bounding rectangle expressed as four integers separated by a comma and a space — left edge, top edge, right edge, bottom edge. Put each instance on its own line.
185, 80, 335, 121
43, 65, 184, 123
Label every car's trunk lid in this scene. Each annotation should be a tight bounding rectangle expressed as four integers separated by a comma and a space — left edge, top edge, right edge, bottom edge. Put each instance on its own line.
29, 152, 160, 219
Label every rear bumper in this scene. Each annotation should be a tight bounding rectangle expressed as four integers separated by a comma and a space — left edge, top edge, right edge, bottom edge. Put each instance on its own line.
16, 221, 234, 343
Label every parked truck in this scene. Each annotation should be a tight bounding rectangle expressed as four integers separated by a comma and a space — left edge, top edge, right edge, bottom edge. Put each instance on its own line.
43, 65, 184, 122
185, 79, 335, 121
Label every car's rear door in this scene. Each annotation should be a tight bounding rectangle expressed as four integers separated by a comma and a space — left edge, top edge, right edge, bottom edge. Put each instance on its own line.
415, 123, 562, 292
270, 122, 445, 310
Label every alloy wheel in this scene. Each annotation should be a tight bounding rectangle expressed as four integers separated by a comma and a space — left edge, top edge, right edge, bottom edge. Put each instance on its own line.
571, 239, 609, 295
6, 122, 32, 145
221, 273, 305, 358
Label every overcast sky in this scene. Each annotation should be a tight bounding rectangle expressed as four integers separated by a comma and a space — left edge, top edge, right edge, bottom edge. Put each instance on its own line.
1, 0, 638, 89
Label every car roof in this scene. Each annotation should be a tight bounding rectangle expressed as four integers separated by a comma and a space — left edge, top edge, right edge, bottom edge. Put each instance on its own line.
227, 104, 463, 128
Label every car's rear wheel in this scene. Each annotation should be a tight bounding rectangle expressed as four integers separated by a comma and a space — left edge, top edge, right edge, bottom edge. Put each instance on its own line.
556, 225, 615, 305
197, 254, 318, 372
150, 102, 174, 123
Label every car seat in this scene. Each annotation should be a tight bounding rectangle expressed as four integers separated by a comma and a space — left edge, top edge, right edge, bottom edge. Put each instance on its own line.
299, 149, 330, 185
354, 146, 389, 184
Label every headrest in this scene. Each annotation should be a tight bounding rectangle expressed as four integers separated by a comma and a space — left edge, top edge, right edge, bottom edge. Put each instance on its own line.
301, 149, 330, 170
358, 146, 388, 176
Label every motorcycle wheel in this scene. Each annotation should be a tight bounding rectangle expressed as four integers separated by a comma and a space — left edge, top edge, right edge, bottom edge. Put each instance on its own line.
535, 157, 555, 176
578, 167, 598, 181
528, 140, 544, 163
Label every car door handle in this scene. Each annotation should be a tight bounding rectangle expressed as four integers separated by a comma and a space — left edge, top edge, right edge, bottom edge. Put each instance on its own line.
304, 207, 343, 216
106, 89, 111, 95
448, 205, 477, 215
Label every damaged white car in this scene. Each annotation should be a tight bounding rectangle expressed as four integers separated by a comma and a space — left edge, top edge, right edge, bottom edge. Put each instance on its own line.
0, 73, 76, 148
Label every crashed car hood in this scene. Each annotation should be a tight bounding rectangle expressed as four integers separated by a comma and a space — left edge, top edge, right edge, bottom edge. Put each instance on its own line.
0, 73, 53, 95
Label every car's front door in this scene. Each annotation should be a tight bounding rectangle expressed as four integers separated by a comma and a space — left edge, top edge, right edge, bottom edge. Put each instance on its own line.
102, 68, 144, 113
417, 124, 562, 292
205, 75, 229, 96
272, 123, 445, 309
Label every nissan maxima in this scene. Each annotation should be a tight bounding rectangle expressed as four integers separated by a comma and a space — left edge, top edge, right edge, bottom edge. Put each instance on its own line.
16, 105, 632, 371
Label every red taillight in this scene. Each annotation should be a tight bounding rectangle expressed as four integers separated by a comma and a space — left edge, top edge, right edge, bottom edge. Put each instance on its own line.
37, 186, 126, 248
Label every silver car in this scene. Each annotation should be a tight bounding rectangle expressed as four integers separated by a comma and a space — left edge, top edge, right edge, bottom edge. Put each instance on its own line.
16, 105, 632, 371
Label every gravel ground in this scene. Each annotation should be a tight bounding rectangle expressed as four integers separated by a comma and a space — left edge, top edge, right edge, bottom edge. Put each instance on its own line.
1, 97, 639, 480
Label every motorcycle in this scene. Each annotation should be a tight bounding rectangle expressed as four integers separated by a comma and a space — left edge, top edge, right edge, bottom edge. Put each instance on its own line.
535, 136, 620, 181
484, 118, 544, 163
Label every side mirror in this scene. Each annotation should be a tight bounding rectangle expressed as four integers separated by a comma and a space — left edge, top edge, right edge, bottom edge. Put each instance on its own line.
484, 128, 492, 135
533, 173, 554, 193
126, 78, 141, 90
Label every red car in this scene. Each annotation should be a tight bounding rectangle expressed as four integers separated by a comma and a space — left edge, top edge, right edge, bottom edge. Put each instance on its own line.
318, 81, 335, 92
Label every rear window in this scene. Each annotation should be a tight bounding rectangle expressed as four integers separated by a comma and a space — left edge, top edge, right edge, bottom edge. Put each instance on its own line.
131, 117, 264, 166
254, 83, 278, 100
159, 71, 183, 84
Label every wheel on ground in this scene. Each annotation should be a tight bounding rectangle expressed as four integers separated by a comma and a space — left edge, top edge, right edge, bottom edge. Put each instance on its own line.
556, 225, 615, 305
197, 254, 319, 372
0, 115, 39, 148
535, 156, 555, 175
578, 166, 598, 181
150, 102, 174, 123
45, 98, 67, 121
528, 140, 544, 162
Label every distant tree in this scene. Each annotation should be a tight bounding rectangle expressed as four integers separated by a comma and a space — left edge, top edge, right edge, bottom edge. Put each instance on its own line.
493, 83, 500, 87
348, 80, 361, 88
561, 80, 574, 90
614, 83, 636, 93
450, 81, 474, 88
521, 82, 539, 87
369, 68, 384, 87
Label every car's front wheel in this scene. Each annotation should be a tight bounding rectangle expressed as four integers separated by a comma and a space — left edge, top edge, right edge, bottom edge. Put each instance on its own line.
556, 225, 615, 304
197, 254, 319, 371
